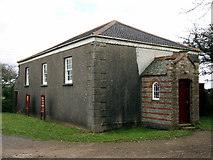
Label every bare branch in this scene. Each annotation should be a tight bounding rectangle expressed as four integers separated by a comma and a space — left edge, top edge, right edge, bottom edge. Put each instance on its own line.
180, 0, 205, 14
179, 0, 212, 20
197, 5, 211, 20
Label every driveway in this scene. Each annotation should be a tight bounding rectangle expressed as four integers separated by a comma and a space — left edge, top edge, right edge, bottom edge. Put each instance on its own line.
2, 131, 212, 158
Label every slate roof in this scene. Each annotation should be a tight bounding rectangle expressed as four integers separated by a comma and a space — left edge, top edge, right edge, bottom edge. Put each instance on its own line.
141, 55, 178, 76
141, 54, 196, 76
18, 20, 199, 63
141, 60, 169, 76
99, 22, 189, 49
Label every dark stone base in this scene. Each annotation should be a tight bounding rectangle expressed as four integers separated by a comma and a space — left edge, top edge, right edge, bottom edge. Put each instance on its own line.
142, 121, 172, 130
92, 121, 142, 133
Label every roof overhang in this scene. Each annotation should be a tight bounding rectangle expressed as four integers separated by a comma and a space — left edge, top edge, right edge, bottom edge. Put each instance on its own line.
18, 35, 200, 65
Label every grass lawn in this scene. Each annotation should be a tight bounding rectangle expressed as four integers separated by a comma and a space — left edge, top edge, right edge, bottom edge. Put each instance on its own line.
199, 116, 212, 131
2, 113, 192, 142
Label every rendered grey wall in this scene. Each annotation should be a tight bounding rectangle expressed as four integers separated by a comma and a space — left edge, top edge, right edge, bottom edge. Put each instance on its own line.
15, 43, 94, 128
15, 41, 142, 132
136, 48, 173, 75
92, 42, 141, 131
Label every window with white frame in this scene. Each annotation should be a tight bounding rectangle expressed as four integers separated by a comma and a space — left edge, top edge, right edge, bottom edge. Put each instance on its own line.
65, 57, 72, 84
25, 67, 29, 86
42, 63, 47, 85
152, 82, 159, 100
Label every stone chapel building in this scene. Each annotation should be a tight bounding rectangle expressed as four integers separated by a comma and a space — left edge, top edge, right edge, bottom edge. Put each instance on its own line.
14, 20, 200, 132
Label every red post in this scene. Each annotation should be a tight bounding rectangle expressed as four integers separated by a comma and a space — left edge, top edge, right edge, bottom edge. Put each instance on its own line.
41, 95, 45, 120
25, 94, 30, 116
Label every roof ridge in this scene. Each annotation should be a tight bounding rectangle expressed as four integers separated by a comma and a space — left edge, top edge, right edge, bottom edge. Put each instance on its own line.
154, 55, 178, 61
174, 54, 185, 63
93, 20, 118, 35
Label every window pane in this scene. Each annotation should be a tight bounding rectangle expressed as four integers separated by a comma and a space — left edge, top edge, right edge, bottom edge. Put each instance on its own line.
26, 67, 29, 85
68, 75, 72, 81
156, 91, 159, 98
42, 64, 47, 84
67, 64, 71, 70
65, 57, 72, 83
153, 82, 160, 100
43, 64, 47, 73
44, 74, 47, 82
68, 70, 72, 80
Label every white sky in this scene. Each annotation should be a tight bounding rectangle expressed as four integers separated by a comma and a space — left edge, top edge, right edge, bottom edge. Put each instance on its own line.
0, 0, 212, 88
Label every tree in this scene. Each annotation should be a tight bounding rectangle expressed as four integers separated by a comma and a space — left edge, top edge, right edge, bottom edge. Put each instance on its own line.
1, 63, 17, 87
183, 24, 213, 76
1, 63, 17, 112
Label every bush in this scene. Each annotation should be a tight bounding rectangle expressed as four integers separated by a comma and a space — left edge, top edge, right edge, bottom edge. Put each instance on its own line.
1, 63, 17, 113
2, 86, 14, 112
203, 89, 213, 116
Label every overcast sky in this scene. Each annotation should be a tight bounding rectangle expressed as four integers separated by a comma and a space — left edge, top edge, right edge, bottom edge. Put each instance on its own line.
0, 0, 211, 65
0, 0, 212, 87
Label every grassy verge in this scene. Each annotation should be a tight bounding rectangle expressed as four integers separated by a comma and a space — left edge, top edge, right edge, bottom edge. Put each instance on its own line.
2, 113, 192, 142
199, 116, 212, 131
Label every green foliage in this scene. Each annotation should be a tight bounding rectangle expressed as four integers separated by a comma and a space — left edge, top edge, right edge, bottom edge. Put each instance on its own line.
2, 113, 192, 142
183, 24, 213, 77
2, 86, 14, 112
1, 63, 17, 87
199, 116, 212, 131
183, 24, 213, 63
1, 63, 17, 112
203, 89, 213, 116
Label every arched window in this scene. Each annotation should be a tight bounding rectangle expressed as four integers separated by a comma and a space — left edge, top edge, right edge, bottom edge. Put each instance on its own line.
152, 82, 160, 100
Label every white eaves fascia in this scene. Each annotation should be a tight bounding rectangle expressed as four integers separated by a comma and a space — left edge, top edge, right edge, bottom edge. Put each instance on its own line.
18, 36, 198, 65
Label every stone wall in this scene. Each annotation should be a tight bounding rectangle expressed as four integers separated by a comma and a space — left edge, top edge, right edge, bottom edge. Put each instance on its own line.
141, 52, 199, 129
141, 74, 173, 129
172, 53, 199, 125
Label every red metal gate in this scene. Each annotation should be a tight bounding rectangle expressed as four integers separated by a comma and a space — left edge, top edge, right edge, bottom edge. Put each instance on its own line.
41, 95, 45, 120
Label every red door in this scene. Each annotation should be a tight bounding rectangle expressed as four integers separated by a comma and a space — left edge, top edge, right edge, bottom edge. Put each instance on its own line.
179, 79, 190, 124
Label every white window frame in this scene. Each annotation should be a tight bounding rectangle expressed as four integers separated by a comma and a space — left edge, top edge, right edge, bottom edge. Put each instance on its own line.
25, 67, 29, 86
42, 63, 47, 85
65, 57, 72, 84
152, 82, 160, 100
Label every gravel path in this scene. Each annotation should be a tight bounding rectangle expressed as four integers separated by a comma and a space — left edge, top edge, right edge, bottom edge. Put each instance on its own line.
2, 131, 212, 158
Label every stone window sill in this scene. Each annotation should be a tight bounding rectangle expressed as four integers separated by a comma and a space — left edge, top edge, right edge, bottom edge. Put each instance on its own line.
152, 99, 160, 102
63, 83, 73, 86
